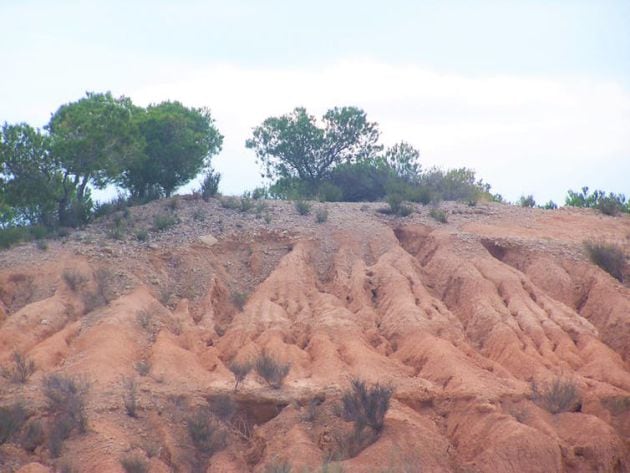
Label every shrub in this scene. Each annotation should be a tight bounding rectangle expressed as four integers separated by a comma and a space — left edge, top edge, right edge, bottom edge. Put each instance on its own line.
251, 186, 269, 200
152, 213, 178, 231
0, 227, 30, 249
315, 207, 329, 223
21, 419, 44, 452
542, 200, 558, 210
135, 229, 148, 242
123, 377, 138, 418
2, 351, 35, 383
341, 379, 393, 433
228, 360, 252, 392
386, 193, 404, 215
519, 195, 536, 208
317, 182, 343, 202
240, 192, 254, 212
42, 374, 89, 455
255, 351, 290, 389
62, 269, 89, 292
565, 187, 628, 215
231, 291, 248, 311
264, 212, 273, 224
208, 394, 235, 422
584, 241, 625, 282
429, 208, 448, 223
201, 169, 221, 201
135, 360, 151, 377
295, 200, 312, 215
264, 460, 293, 473
532, 377, 580, 414
220, 196, 241, 210
0, 403, 27, 445
187, 408, 226, 455
120, 454, 149, 473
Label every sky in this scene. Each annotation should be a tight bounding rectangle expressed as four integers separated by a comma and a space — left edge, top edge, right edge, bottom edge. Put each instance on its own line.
1, 0, 629, 204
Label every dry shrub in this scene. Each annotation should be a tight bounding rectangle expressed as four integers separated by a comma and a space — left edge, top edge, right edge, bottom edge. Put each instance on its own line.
341, 379, 392, 433
208, 394, 235, 422
255, 351, 290, 389
62, 269, 89, 292
2, 351, 35, 383
20, 419, 44, 452
532, 377, 581, 414
187, 407, 226, 456
42, 374, 89, 456
584, 240, 626, 282
123, 377, 138, 418
120, 453, 149, 473
228, 360, 252, 392
0, 403, 27, 445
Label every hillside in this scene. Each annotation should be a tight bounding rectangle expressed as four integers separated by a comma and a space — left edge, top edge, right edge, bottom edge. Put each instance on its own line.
0, 197, 629, 473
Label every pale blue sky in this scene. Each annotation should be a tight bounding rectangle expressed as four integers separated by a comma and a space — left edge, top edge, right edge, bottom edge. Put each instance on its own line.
1, 0, 629, 203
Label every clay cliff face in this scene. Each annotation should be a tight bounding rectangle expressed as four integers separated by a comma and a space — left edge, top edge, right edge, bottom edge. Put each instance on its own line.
0, 198, 628, 473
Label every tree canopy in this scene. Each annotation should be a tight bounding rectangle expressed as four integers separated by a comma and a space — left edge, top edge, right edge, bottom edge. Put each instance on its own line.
119, 101, 223, 199
246, 106, 381, 185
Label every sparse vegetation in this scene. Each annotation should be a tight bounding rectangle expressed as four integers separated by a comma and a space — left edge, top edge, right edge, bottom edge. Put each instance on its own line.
135, 229, 148, 242
315, 207, 329, 223
187, 407, 226, 456
429, 208, 448, 223
231, 291, 248, 311
20, 419, 44, 452
295, 200, 312, 215
220, 196, 241, 210
200, 169, 222, 201
341, 379, 393, 433
531, 377, 581, 414
255, 351, 290, 389
228, 360, 252, 392
208, 394, 235, 422
565, 187, 629, 216
123, 377, 139, 418
240, 192, 254, 212
584, 240, 625, 282
62, 269, 88, 292
2, 351, 35, 383
264, 459, 293, 473
120, 453, 149, 473
152, 213, 178, 231
42, 374, 89, 456
519, 194, 536, 207
135, 360, 151, 377
0, 403, 27, 445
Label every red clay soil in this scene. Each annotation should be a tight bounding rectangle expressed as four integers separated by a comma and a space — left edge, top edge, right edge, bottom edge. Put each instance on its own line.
0, 197, 628, 473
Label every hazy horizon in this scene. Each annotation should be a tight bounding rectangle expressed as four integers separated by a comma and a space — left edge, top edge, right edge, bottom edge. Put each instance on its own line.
1, 0, 629, 204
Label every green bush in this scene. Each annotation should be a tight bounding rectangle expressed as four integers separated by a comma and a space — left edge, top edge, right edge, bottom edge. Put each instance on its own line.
519, 195, 536, 208
0, 403, 27, 445
532, 377, 580, 414
430, 208, 448, 223
317, 182, 343, 202
187, 408, 226, 455
2, 351, 35, 384
201, 169, 221, 201
585, 241, 625, 282
220, 196, 241, 210
240, 193, 254, 212
120, 454, 149, 473
255, 351, 290, 389
565, 187, 628, 215
228, 361, 252, 392
0, 226, 30, 249
152, 213, 178, 231
341, 379, 392, 433
315, 207, 329, 223
295, 200, 312, 215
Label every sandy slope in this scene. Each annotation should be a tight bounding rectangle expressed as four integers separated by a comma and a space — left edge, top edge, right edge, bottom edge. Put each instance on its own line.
0, 198, 628, 473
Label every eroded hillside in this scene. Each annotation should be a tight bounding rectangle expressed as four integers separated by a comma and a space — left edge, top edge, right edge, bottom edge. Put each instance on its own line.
0, 198, 629, 473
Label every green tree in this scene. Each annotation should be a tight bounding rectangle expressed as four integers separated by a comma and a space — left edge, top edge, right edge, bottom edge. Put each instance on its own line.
0, 123, 64, 226
383, 141, 421, 182
120, 101, 223, 199
47, 92, 142, 225
246, 106, 381, 187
